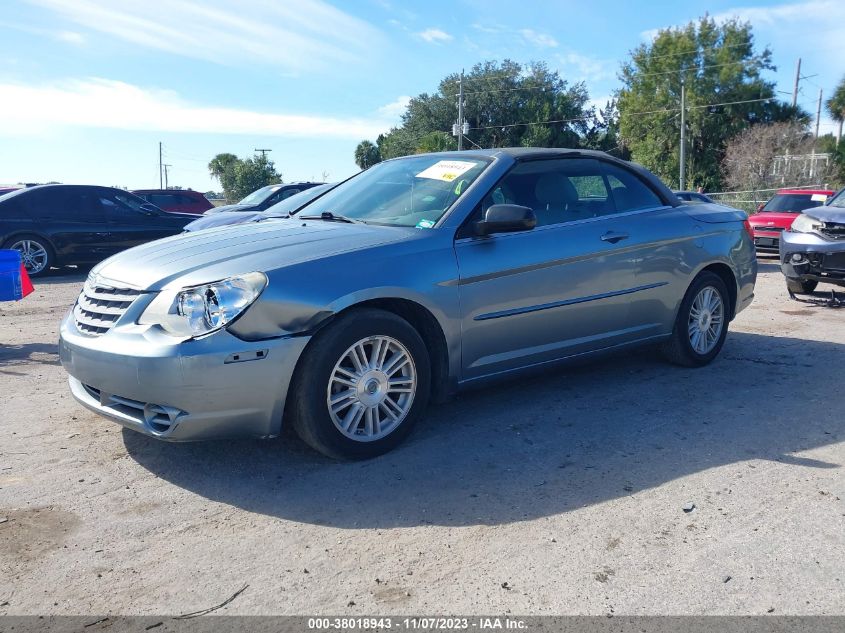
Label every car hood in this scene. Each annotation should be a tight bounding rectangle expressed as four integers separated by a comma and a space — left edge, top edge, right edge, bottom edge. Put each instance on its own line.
184, 211, 262, 232
749, 211, 798, 228
91, 220, 415, 291
204, 203, 259, 215
799, 206, 845, 223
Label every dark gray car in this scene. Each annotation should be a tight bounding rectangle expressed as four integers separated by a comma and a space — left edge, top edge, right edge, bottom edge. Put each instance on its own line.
780, 188, 845, 293
59, 149, 756, 459
183, 183, 335, 232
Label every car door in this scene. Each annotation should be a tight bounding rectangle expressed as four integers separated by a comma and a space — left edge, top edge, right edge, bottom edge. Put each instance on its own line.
454, 157, 658, 381
98, 190, 187, 253
600, 162, 703, 338
26, 187, 111, 262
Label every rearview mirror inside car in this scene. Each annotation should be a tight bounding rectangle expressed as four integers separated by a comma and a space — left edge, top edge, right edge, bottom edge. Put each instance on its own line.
474, 204, 537, 236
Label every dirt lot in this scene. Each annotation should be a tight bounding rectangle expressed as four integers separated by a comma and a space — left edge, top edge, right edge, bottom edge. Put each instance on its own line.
0, 260, 843, 615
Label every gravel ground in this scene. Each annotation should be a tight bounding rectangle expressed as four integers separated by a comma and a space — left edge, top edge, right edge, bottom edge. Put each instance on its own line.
0, 259, 843, 616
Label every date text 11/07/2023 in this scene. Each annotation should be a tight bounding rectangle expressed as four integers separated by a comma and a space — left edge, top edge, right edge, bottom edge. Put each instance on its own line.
307, 617, 528, 630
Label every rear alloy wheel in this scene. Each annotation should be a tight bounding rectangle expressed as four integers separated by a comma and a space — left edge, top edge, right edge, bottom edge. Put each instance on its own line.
6, 236, 53, 277
786, 278, 818, 294
289, 308, 431, 460
661, 271, 730, 367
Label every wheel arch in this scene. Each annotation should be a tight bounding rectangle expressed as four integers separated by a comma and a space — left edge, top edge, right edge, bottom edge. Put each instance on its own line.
698, 262, 738, 320
294, 297, 452, 406
2, 231, 60, 265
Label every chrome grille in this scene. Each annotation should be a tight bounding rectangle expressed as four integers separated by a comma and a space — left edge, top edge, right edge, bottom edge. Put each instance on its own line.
73, 278, 141, 336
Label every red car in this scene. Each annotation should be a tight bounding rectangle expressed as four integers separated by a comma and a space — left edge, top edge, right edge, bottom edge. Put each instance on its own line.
748, 188, 834, 253
132, 189, 214, 215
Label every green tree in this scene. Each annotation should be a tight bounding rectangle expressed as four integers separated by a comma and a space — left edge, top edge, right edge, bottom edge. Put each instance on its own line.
230, 154, 282, 201
826, 76, 845, 145
376, 60, 602, 159
208, 152, 240, 202
618, 16, 805, 191
354, 140, 382, 169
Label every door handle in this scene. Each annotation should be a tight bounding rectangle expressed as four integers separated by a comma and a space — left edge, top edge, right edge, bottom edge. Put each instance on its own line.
600, 231, 629, 243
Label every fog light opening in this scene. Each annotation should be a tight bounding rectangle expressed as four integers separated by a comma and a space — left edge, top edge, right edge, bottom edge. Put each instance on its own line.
790, 253, 806, 264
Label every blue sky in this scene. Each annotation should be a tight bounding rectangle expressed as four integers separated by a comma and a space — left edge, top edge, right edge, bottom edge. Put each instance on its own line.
0, 0, 842, 192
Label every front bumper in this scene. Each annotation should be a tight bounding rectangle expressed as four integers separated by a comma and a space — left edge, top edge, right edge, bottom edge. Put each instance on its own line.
779, 230, 845, 288
751, 229, 783, 252
59, 311, 310, 441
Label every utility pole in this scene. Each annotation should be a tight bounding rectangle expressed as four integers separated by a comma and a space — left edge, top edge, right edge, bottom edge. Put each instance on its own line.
814, 88, 823, 139
679, 77, 686, 191
163, 164, 172, 189
254, 148, 272, 158
452, 70, 469, 150
791, 58, 801, 109
159, 141, 163, 189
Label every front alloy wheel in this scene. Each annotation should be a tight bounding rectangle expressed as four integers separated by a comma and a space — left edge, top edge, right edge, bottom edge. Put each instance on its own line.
327, 335, 417, 441
289, 308, 431, 460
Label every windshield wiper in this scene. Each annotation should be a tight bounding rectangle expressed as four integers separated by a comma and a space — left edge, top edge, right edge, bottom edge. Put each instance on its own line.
298, 211, 365, 224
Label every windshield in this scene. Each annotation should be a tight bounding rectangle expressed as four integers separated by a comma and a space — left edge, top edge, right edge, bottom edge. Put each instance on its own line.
301, 155, 491, 227
827, 189, 845, 208
762, 193, 824, 212
238, 185, 278, 206
263, 183, 335, 217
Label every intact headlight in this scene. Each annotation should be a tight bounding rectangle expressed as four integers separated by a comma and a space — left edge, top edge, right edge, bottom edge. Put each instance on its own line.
791, 214, 823, 234
138, 272, 267, 338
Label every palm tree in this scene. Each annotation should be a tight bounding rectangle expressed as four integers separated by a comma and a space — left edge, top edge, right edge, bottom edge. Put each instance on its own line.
827, 76, 845, 145
354, 141, 381, 170
207, 153, 239, 182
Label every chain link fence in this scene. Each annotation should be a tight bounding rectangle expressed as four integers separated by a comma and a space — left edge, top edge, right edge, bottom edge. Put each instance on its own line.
706, 185, 828, 214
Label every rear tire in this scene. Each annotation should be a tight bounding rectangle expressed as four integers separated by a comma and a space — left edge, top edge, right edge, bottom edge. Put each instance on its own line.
4, 234, 54, 277
786, 278, 818, 294
661, 271, 730, 368
289, 308, 431, 460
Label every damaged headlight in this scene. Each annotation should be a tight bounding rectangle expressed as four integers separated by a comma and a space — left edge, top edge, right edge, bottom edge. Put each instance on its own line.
138, 272, 267, 338
791, 214, 824, 234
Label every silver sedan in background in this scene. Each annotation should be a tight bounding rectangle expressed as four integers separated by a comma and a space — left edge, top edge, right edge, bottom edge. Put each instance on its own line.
59, 149, 756, 459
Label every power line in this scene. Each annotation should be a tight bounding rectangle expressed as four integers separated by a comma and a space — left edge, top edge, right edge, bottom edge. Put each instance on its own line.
466, 97, 777, 131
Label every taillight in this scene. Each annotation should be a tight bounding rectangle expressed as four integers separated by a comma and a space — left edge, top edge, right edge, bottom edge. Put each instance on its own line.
743, 219, 754, 240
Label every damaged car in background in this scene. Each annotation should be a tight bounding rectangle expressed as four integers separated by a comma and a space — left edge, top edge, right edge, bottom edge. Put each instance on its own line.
58, 149, 756, 460
780, 187, 845, 295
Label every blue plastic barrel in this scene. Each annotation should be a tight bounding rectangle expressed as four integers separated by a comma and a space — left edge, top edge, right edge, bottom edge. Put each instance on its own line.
0, 249, 23, 301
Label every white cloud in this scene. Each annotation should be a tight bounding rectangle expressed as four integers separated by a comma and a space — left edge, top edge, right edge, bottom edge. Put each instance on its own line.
378, 95, 411, 120
519, 28, 558, 48
56, 30, 85, 44
557, 52, 616, 81
0, 78, 391, 139
640, 28, 660, 42
26, 0, 382, 71
418, 28, 453, 43
471, 23, 504, 34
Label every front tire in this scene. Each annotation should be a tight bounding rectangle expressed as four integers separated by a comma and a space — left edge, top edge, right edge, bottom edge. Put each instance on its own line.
661, 271, 730, 367
289, 308, 431, 460
4, 235, 54, 277
786, 278, 818, 294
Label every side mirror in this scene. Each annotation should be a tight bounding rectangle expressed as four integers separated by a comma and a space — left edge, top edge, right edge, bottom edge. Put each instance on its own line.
474, 204, 536, 236
756, 203, 764, 213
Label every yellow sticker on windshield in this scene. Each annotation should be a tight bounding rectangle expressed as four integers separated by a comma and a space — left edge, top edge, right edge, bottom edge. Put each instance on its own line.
415, 160, 476, 182
811, 194, 828, 202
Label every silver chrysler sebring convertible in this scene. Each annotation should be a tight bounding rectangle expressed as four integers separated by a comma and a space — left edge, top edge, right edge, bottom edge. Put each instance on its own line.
59, 149, 757, 459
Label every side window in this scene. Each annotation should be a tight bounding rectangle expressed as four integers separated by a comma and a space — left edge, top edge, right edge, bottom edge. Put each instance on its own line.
268, 188, 300, 205
149, 194, 175, 207
601, 163, 663, 212
471, 158, 615, 229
